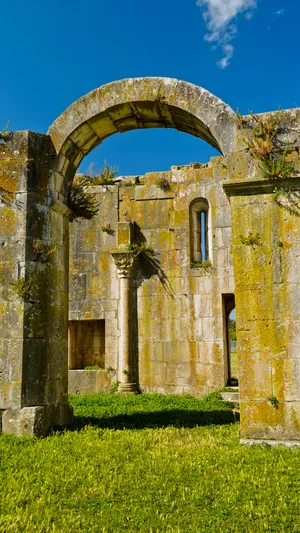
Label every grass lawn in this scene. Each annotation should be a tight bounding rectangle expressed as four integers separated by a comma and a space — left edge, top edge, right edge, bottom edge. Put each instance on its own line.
0, 392, 299, 533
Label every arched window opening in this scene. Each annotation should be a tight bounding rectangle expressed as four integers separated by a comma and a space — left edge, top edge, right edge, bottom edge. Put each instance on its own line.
190, 198, 209, 264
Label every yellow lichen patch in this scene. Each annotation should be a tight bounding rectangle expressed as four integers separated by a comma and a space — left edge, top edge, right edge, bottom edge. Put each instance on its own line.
155, 230, 174, 250
83, 312, 93, 320
212, 342, 223, 364
85, 228, 97, 249
272, 359, 285, 400
0, 206, 17, 236
117, 224, 132, 246
98, 253, 110, 272
240, 399, 300, 440
139, 342, 152, 389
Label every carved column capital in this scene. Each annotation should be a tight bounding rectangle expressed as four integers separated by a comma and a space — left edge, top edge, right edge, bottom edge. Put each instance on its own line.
111, 251, 136, 278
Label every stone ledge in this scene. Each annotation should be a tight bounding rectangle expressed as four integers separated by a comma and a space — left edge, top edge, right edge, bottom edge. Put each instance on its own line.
240, 438, 300, 448
223, 176, 300, 197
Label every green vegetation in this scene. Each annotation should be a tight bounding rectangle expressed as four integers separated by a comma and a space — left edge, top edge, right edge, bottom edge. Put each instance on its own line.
83, 365, 103, 371
267, 395, 280, 409
156, 176, 171, 191
240, 232, 261, 247
273, 187, 300, 217
109, 380, 120, 394
190, 259, 212, 270
32, 240, 56, 261
11, 276, 33, 299
235, 108, 249, 128
126, 242, 155, 261
101, 224, 114, 235
0, 393, 299, 532
68, 162, 118, 220
68, 175, 99, 221
243, 112, 296, 180
0, 121, 10, 141
87, 160, 118, 186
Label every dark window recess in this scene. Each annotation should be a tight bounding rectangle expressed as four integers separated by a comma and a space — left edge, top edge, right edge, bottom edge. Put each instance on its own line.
68, 320, 105, 369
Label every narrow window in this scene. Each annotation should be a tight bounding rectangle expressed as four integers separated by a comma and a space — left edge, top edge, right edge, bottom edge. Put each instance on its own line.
222, 294, 238, 386
190, 198, 209, 263
228, 309, 238, 385
68, 320, 105, 370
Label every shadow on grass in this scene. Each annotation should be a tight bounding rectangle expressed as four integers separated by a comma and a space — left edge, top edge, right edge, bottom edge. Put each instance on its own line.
70, 409, 239, 431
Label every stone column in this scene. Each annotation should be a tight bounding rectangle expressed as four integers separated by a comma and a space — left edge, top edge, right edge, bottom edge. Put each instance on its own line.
111, 251, 137, 393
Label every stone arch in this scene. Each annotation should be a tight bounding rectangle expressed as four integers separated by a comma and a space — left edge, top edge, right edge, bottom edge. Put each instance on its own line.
48, 77, 237, 198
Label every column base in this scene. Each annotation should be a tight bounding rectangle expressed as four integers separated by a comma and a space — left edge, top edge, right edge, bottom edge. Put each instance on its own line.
240, 438, 300, 448
1, 404, 73, 437
117, 382, 139, 394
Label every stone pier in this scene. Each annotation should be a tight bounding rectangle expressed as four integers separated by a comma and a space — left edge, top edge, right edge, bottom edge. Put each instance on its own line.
0, 131, 72, 436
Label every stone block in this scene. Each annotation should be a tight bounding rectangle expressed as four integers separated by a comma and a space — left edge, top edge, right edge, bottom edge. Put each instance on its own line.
117, 221, 133, 246
68, 370, 113, 395
2, 404, 73, 437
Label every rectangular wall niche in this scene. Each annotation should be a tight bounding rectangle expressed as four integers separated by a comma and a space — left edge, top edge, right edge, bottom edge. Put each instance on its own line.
68, 320, 105, 370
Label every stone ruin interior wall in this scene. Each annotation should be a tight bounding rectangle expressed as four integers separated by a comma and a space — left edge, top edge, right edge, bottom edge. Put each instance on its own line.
68, 157, 234, 395
1, 75, 299, 442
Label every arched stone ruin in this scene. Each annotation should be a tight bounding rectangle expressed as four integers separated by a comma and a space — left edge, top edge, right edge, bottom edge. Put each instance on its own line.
0, 77, 299, 445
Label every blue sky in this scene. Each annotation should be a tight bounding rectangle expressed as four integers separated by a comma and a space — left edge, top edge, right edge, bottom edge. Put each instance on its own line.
1, 0, 298, 175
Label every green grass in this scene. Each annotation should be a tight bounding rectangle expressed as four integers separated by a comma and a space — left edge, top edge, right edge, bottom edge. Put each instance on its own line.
0, 393, 299, 533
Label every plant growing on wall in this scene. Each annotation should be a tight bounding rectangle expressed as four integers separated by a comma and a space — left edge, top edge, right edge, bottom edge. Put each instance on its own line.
156, 176, 171, 191
69, 162, 119, 220
241, 112, 296, 180
0, 122, 10, 144
235, 108, 249, 128
109, 380, 120, 394
273, 187, 300, 217
267, 395, 279, 409
87, 161, 118, 186
68, 175, 100, 221
240, 232, 261, 247
126, 242, 155, 262
101, 224, 114, 235
11, 276, 33, 299
33, 240, 56, 261
190, 259, 212, 270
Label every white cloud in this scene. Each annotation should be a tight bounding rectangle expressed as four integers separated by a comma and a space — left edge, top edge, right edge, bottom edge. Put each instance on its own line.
196, 0, 257, 68
217, 44, 234, 69
275, 9, 284, 16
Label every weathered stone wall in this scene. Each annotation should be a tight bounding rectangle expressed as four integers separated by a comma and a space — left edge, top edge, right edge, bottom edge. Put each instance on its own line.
69, 185, 119, 380
69, 159, 234, 395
